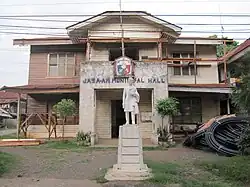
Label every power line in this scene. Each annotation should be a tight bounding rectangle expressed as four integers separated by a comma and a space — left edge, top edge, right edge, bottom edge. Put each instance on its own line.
0, 17, 77, 22
2, 14, 250, 17
0, 0, 250, 7
1, 24, 250, 32
1, 24, 250, 31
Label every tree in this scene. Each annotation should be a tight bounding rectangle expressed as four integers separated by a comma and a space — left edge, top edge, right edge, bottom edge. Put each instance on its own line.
155, 97, 179, 140
230, 54, 250, 155
230, 54, 250, 115
53, 99, 76, 140
209, 35, 239, 57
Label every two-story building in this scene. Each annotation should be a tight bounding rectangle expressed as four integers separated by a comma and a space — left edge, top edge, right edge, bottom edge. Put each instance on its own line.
2, 11, 233, 144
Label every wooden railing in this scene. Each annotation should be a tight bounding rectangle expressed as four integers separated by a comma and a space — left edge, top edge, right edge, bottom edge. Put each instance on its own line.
19, 113, 79, 139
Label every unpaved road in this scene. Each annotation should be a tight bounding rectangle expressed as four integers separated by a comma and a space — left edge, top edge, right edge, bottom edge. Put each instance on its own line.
0, 146, 221, 187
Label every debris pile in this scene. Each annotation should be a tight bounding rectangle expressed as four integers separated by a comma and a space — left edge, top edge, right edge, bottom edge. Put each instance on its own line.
183, 115, 250, 156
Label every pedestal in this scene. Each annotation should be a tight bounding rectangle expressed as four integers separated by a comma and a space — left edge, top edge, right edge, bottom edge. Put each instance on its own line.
105, 124, 152, 181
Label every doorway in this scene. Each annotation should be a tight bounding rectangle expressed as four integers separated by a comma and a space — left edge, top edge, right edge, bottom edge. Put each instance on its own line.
111, 100, 138, 138
111, 100, 125, 138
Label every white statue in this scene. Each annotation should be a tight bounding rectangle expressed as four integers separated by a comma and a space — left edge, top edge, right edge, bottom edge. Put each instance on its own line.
122, 76, 140, 125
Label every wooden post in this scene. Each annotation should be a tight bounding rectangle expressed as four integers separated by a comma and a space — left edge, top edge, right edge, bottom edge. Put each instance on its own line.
17, 93, 21, 139
158, 41, 162, 60
86, 39, 91, 61
48, 114, 51, 140
223, 40, 227, 84
194, 40, 197, 84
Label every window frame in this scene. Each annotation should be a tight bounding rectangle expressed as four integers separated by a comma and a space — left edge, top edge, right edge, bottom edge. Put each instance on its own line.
172, 52, 197, 76
172, 97, 202, 124
47, 52, 76, 77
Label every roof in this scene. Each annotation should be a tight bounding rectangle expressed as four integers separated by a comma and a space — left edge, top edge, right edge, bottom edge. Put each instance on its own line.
0, 91, 26, 100
169, 83, 232, 88
1, 84, 80, 94
169, 84, 232, 94
66, 11, 182, 31
224, 38, 250, 61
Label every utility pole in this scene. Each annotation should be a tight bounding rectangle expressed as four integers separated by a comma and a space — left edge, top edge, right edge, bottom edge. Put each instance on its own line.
119, 0, 125, 57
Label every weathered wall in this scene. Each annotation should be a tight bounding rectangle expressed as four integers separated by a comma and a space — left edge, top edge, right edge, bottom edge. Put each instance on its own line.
29, 51, 85, 85
90, 43, 158, 61
166, 44, 219, 84
88, 17, 162, 39
79, 61, 168, 140
95, 89, 152, 139
169, 91, 221, 131
26, 125, 78, 138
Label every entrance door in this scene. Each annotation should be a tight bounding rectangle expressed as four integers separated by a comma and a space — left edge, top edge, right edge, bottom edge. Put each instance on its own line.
111, 100, 126, 138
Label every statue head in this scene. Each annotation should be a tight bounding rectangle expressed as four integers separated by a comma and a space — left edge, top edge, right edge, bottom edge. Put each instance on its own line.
128, 76, 135, 86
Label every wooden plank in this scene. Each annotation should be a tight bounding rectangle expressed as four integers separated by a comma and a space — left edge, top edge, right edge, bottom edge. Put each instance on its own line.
142, 58, 221, 62
17, 93, 21, 139
0, 139, 42, 147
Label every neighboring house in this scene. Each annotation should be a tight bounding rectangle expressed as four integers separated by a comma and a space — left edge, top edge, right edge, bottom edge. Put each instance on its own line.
0, 91, 26, 117
0, 108, 13, 128
2, 11, 234, 144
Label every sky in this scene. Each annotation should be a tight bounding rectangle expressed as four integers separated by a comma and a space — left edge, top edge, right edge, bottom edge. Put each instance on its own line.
0, 0, 250, 87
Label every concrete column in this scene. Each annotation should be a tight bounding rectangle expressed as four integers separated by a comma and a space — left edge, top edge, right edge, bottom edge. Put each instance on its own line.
79, 87, 95, 135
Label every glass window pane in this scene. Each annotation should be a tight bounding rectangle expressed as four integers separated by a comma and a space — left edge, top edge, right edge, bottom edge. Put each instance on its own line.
49, 54, 57, 65
182, 66, 189, 75
49, 66, 58, 76
66, 54, 75, 76
182, 53, 189, 58
173, 67, 181, 75
190, 66, 196, 75
58, 54, 66, 76
173, 53, 180, 58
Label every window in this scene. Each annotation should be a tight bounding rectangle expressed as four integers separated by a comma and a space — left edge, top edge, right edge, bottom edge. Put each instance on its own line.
172, 97, 202, 124
172, 53, 196, 76
48, 53, 75, 77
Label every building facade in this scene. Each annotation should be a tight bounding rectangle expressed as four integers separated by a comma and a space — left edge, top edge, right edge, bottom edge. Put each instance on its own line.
2, 11, 233, 144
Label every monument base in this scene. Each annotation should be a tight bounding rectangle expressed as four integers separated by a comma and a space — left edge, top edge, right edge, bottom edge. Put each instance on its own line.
104, 124, 152, 181
105, 164, 152, 181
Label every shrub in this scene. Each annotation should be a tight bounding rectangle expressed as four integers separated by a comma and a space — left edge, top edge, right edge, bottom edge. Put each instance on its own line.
76, 131, 91, 146
238, 124, 250, 155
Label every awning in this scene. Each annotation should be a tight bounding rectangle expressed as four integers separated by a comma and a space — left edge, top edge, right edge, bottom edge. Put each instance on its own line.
169, 84, 232, 93
1, 84, 80, 94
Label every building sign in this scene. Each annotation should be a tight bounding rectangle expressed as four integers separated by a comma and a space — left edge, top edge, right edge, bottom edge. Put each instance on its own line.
82, 77, 165, 84
114, 56, 134, 77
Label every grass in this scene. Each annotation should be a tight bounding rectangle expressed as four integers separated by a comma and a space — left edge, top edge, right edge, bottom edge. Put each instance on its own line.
196, 155, 250, 185
146, 160, 239, 187
0, 151, 17, 177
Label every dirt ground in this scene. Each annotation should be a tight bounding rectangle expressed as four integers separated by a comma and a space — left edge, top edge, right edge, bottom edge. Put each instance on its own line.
0, 146, 221, 187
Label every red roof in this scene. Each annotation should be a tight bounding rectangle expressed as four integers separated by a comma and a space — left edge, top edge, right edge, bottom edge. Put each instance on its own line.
169, 84, 231, 88
224, 39, 250, 60
0, 91, 19, 99
1, 84, 79, 94
0, 91, 26, 103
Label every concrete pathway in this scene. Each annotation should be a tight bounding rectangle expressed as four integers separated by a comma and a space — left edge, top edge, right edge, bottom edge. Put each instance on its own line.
0, 178, 102, 187
0, 129, 16, 136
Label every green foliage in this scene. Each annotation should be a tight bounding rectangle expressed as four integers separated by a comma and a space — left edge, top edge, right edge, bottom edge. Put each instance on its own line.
76, 131, 91, 146
208, 35, 239, 57
197, 156, 250, 184
230, 54, 250, 115
238, 124, 250, 155
53, 99, 76, 118
0, 151, 16, 176
155, 97, 179, 118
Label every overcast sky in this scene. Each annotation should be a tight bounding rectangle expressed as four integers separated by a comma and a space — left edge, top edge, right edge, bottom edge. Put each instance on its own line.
0, 0, 250, 87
